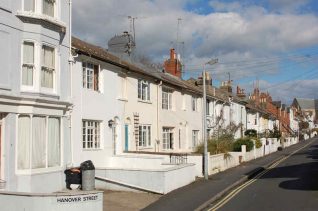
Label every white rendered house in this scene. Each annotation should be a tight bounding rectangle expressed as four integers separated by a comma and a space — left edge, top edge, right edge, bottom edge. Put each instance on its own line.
0, 0, 71, 192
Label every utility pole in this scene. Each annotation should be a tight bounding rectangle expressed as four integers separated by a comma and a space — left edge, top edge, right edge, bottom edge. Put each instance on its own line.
203, 59, 218, 180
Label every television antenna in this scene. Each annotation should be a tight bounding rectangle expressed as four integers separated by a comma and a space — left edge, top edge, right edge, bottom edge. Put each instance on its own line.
128, 16, 147, 45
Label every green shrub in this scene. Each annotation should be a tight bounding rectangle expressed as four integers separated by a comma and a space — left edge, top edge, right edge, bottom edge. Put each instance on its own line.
254, 139, 262, 148
233, 138, 254, 152
244, 129, 257, 138
196, 134, 234, 155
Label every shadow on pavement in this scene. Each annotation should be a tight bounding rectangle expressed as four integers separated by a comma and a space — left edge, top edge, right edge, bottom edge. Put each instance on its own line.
256, 143, 318, 191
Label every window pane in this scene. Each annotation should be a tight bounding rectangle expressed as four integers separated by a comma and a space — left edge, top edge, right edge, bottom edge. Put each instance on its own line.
24, 0, 35, 11
43, 0, 54, 17
22, 66, 33, 86
148, 126, 151, 146
41, 45, 55, 88
23, 42, 34, 64
147, 83, 150, 100
82, 120, 100, 149
42, 45, 55, 68
48, 117, 60, 167
18, 116, 31, 170
94, 65, 99, 91
32, 116, 46, 169
82, 64, 87, 88
138, 80, 141, 99
22, 42, 34, 86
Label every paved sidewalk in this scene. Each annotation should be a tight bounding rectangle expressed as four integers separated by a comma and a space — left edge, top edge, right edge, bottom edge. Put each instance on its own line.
143, 139, 312, 211
103, 190, 161, 211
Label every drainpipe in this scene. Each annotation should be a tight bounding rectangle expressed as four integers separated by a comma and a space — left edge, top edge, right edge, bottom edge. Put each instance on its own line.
68, 0, 74, 166
156, 81, 162, 152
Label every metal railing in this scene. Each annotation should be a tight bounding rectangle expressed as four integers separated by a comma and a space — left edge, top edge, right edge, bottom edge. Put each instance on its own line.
169, 153, 188, 164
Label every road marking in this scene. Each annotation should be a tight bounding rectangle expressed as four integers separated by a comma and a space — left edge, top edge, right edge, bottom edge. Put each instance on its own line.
207, 140, 315, 211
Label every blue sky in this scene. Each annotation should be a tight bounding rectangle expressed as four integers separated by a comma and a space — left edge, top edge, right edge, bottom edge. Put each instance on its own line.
73, 0, 318, 103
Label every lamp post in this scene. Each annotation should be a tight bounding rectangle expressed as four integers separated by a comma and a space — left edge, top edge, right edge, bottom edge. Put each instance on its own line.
203, 59, 218, 180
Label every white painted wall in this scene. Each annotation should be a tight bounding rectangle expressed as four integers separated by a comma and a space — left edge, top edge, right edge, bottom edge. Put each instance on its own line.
0, 191, 103, 211
0, 0, 71, 193
95, 164, 195, 194
72, 56, 124, 167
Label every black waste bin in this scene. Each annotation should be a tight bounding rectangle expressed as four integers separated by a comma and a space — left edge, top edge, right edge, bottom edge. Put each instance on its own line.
80, 160, 95, 191
64, 168, 81, 190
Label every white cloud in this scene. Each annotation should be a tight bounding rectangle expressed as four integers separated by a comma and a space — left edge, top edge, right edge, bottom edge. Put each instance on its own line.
72, 0, 318, 102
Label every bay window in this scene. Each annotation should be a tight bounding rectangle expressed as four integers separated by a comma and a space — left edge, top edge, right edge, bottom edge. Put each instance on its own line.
17, 115, 61, 171
23, 0, 56, 18
43, 0, 55, 17
24, 0, 35, 12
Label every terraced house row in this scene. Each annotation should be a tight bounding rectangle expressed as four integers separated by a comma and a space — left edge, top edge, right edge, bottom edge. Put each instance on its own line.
0, 0, 308, 197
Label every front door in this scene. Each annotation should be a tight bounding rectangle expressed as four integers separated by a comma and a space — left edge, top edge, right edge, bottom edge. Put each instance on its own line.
125, 125, 129, 151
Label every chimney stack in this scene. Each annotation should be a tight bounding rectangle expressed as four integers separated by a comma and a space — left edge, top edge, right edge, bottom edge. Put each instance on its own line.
236, 86, 246, 99
164, 48, 182, 78
197, 72, 213, 87
220, 80, 233, 93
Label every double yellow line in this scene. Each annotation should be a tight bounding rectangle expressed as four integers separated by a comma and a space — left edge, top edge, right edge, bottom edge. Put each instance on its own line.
207, 140, 314, 211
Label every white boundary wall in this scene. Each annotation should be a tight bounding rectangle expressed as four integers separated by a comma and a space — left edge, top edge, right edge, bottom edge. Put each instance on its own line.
95, 164, 195, 194
0, 191, 103, 211
208, 137, 300, 175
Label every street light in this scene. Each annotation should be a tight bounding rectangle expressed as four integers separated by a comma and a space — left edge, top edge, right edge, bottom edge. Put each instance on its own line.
203, 58, 218, 180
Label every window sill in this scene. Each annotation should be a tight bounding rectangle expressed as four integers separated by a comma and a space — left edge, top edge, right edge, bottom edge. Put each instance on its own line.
21, 91, 60, 100
83, 88, 102, 94
162, 108, 173, 111
138, 99, 152, 104
16, 166, 63, 175
82, 148, 103, 151
162, 149, 174, 152
138, 147, 153, 150
16, 11, 66, 33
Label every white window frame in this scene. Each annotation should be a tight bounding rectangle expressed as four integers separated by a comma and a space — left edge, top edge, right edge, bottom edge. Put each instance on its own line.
20, 41, 59, 94
22, 0, 58, 18
162, 127, 174, 150
21, 41, 35, 89
138, 125, 151, 148
162, 87, 172, 110
192, 96, 197, 111
192, 130, 199, 148
16, 114, 62, 174
41, 44, 56, 91
82, 62, 101, 92
138, 79, 150, 102
82, 120, 101, 150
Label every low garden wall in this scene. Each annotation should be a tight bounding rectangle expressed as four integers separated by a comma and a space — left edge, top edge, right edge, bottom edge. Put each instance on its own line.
208, 137, 299, 175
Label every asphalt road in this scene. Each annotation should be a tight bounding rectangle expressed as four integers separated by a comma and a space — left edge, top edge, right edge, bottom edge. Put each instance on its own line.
207, 138, 318, 211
